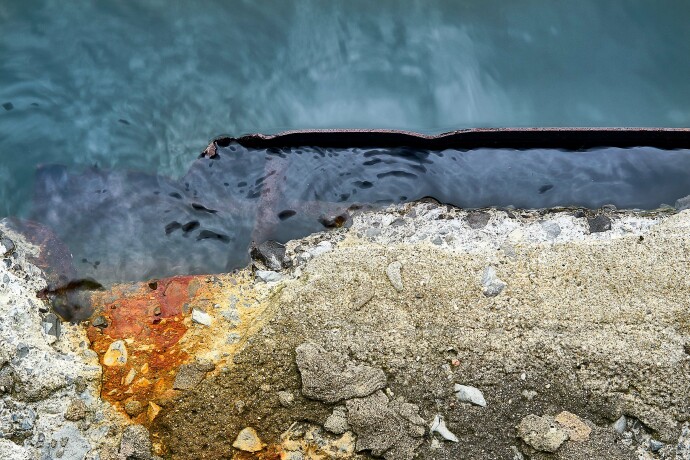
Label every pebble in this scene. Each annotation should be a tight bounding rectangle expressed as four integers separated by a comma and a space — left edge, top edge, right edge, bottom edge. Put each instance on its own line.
296, 342, 386, 403
173, 361, 212, 390
386, 261, 404, 292
613, 415, 627, 434
43, 313, 61, 338
124, 400, 144, 417
309, 241, 333, 257
91, 315, 108, 328
430, 414, 459, 442
147, 401, 161, 422
588, 214, 612, 233
481, 267, 506, 297
255, 270, 283, 283
0, 237, 15, 256
250, 240, 287, 271
226, 333, 241, 344
233, 427, 265, 453
365, 228, 381, 238
541, 221, 561, 239
649, 439, 664, 452
103, 340, 127, 366
522, 390, 537, 400
324, 407, 350, 435
465, 211, 491, 229
221, 308, 240, 325
191, 308, 212, 327
517, 414, 568, 453
119, 425, 153, 459
276, 391, 294, 408
319, 212, 349, 228
554, 411, 591, 442
64, 399, 88, 421
454, 384, 487, 407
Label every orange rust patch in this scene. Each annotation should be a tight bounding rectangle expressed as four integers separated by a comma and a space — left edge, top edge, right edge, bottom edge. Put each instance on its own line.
87, 272, 263, 426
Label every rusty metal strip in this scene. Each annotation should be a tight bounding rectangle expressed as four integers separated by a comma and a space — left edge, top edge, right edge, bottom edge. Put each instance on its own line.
203, 128, 690, 156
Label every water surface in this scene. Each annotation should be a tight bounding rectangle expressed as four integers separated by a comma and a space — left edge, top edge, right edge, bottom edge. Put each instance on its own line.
2, 0, 690, 216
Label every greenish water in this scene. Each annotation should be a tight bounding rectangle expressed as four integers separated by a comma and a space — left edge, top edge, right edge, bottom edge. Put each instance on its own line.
1, 1, 690, 217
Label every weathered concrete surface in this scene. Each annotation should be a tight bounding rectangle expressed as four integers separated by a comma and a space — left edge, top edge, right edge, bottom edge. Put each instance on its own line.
6, 202, 690, 459
143, 203, 690, 459
0, 224, 127, 460
86, 271, 266, 455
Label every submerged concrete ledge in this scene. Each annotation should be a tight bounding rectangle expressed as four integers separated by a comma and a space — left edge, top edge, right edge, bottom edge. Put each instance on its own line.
3, 202, 690, 459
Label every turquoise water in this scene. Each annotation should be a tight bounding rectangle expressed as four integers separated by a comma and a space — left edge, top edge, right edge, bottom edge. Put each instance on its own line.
2, 1, 690, 217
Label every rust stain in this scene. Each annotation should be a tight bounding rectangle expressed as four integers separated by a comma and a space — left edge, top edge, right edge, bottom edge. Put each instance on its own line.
87, 271, 265, 426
